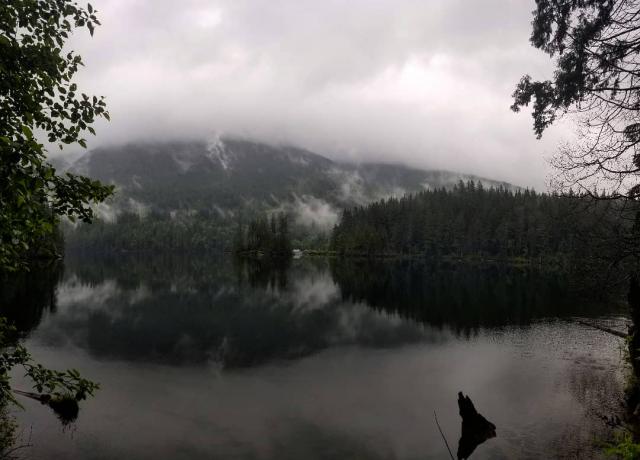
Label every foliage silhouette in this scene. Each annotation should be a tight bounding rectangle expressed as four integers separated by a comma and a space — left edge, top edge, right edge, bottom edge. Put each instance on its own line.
512, 0, 640, 198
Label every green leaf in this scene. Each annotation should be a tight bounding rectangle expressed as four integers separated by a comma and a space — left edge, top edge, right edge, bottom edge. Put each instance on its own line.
20, 125, 33, 139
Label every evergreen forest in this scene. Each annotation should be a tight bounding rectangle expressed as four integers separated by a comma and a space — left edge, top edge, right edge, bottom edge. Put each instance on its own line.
330, 181, 636, 269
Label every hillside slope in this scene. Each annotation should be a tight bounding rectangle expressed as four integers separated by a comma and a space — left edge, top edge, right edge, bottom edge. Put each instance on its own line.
57, 137, 515, 220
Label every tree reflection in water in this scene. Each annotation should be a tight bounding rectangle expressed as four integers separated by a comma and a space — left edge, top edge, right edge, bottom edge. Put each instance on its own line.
0, 264, 66, 456
0, 253, 627, 459
2, 254, 624, 370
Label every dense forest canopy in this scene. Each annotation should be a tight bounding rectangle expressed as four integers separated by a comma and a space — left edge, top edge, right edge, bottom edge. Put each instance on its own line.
0, 0, 111, 430
0, 0, 113, 271
63, 211, 232, 253
63, 209, 324, 254
330, 181, 635, 267
233, 213, 293, 258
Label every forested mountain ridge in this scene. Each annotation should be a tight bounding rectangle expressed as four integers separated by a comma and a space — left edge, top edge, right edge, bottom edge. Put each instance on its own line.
57, 138, 522, 253
54, 137, 515, 217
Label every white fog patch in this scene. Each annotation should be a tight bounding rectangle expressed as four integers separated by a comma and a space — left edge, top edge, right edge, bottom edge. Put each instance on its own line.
206, 133, 233, 171
420, 172, 468, 190
331, 169, 407, 204
129, 284, 151, 305
422, 180, 439, 191
169, 209, 199, 220
291, 274, 339, 312
269, 194, 340, 231
128, 198, 149, 218
268, 193, 280, 205
212, 205, 229, 218
373, 185, 408, 202
48, 149, 85, 170
94, 201, 119, 223
131, 175, 143, 189
86, 195, 150, 223
334, 304, 370, 342
287, 154, 310, 166
330, 169, 368, 205
56, 277, 120, 311
173, 155, 195, 173
329, 303, 413, 344
290, 195, 340, 230
68, 154, 90, 176
420, 173, 516, 191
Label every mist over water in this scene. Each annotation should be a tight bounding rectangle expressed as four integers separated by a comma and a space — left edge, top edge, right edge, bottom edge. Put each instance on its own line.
3, 254, 626, 459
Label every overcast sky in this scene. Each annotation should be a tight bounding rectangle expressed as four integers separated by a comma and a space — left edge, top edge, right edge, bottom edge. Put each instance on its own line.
66, 0, 570, 189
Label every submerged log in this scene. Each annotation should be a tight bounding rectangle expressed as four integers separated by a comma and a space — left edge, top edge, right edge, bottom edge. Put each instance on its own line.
457, 392, 496, 460
575, 319, 627, 339
14, 389, 79, 425
13, 389, 49, 403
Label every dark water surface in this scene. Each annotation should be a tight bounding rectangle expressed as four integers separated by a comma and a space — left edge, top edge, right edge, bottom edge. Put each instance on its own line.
2, 255, 629, 459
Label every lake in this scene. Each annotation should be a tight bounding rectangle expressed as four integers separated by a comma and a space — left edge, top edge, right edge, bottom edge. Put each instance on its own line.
1, 254, 629, 459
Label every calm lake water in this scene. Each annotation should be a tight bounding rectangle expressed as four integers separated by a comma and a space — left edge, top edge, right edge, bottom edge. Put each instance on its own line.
2, 254, 629, 459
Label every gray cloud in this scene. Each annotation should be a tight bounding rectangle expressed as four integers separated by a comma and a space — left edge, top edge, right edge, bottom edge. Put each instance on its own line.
61, 0, 568, 189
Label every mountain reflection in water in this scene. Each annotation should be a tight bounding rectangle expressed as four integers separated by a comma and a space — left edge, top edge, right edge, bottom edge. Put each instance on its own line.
0, 253, 628, 459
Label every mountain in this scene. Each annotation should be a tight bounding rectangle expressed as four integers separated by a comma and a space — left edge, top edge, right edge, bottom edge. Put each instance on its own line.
56, 137, 515, 224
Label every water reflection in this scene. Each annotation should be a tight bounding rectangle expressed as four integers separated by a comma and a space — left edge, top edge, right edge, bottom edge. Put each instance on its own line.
11, 255, 442, 367
0, 253, 629, 459
237, 256, 291, 291
0, 263, 62, 336
0, 265, 66, 455
331, 258, 620, 335
0, 254, 624, 369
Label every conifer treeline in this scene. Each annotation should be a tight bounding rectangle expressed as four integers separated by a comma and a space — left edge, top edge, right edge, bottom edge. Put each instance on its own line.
234, 213, 292, 257
64, 212, 231, 253
330, 181, 631, 263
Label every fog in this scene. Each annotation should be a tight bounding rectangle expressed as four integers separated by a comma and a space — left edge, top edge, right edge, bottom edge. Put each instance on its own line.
63, 0, 571, 189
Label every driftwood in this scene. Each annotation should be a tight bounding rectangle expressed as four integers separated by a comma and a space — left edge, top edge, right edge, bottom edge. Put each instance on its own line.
575, 320, 627, 338
433, 410, 455, 460
13, 389, 50, 403
13, 390, 78, 425
457, 392, 496, 459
